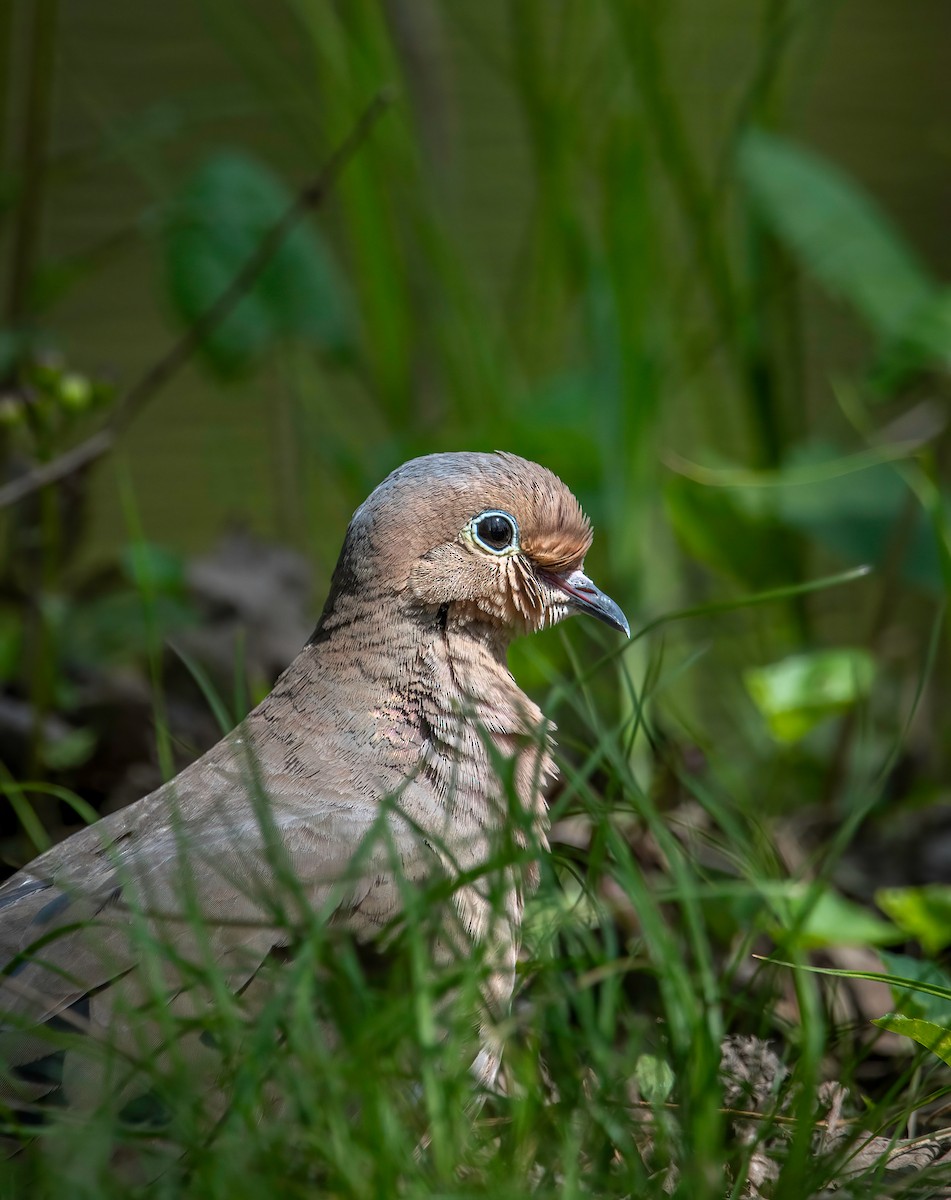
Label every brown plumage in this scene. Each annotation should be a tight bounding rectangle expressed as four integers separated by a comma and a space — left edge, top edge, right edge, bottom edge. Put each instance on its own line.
0, 451, 628, 1119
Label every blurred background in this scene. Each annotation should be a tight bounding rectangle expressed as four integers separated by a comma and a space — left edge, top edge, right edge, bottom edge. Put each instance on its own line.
1, 0, 951, 939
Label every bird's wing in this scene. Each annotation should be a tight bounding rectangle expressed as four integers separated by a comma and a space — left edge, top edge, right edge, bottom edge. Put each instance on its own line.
0, 727, 404, 1101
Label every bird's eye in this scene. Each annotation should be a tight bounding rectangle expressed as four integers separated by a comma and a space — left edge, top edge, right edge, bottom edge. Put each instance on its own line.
471, 510, 518, 554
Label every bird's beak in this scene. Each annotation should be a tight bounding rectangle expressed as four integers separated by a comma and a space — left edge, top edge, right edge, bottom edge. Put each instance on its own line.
551, 568, 630, 638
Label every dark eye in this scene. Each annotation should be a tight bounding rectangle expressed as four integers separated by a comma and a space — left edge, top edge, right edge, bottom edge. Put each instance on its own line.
472, 510, 518, 553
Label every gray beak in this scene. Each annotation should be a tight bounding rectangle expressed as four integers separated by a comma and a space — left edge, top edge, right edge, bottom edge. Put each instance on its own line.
552, 568, 630, 638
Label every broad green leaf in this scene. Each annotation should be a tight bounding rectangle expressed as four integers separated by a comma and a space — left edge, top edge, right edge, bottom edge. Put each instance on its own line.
739, 131, 938, 346
761, 882, 899, 950
876, 886, 951, 956
670, 443, 945, 593
774, 443, 942, 593
744, 648, 875, 743
872, 1014, 951, 1067
879, 952, 951, 1024
163, 152, 352, 374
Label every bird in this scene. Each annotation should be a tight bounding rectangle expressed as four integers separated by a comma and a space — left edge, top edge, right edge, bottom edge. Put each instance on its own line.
0, 451, 628, 1127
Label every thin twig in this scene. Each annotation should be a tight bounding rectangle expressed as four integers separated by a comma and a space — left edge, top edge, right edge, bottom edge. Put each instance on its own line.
0, 88, 395, 512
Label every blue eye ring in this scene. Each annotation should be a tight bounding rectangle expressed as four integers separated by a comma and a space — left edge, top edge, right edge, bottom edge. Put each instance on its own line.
470, 509, 519, 554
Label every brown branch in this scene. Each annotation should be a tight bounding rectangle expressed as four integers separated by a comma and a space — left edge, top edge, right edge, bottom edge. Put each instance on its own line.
0, 88, 395, 511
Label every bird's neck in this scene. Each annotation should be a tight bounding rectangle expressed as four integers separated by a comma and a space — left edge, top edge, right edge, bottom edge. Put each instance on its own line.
287, 591, 555, 828
307, 590, 543, 734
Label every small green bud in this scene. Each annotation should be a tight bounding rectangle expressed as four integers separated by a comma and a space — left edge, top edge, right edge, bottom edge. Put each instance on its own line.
58, 373, 93, 412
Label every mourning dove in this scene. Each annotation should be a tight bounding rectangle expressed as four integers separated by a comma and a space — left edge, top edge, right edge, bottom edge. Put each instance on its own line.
0, 451, 628, 1123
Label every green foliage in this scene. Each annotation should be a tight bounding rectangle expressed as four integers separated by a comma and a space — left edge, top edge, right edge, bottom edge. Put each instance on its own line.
744, 648, 875, 743
879, 952, 951, 1023
62, 541, 196, 671
38, 725, 97, 771
119, 541, 185, 595
163, 152, 354, 375
0, 354, 114, 436
663, 475, 789, 589
634, 1054, 676, 1104
739, 131, 939, 355
761, 881, 899, 949
875, 953, 951, 1070
876, 886, 951, 957
61, 592, 196, 671
872, 1015, 951, 1068
775, 444, 944, 591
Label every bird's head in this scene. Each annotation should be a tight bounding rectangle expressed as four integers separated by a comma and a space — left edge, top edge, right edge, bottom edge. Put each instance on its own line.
321, 452, 629, 643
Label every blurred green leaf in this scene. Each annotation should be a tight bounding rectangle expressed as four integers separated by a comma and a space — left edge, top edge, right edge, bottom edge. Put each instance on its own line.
773, 443, 942, 592
41, 726, 97, 771
907, 288, 951, 364
513, 372, 603, 489
523, 875, 602, 960
634, 1054, 675, 1104
744, 648, 875, 743
163, 152, 353, 374
879, 952, 951, 1023
762, 882, 899, 950
872, 288, 951, 387
120, 542, 186, 595
664, 443, 944, 592
872, 1014, 951, 1067
63, 594, 198, 669
663, 474, 787, 588
876, 886, 951, 956
739, 131, 938, 348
